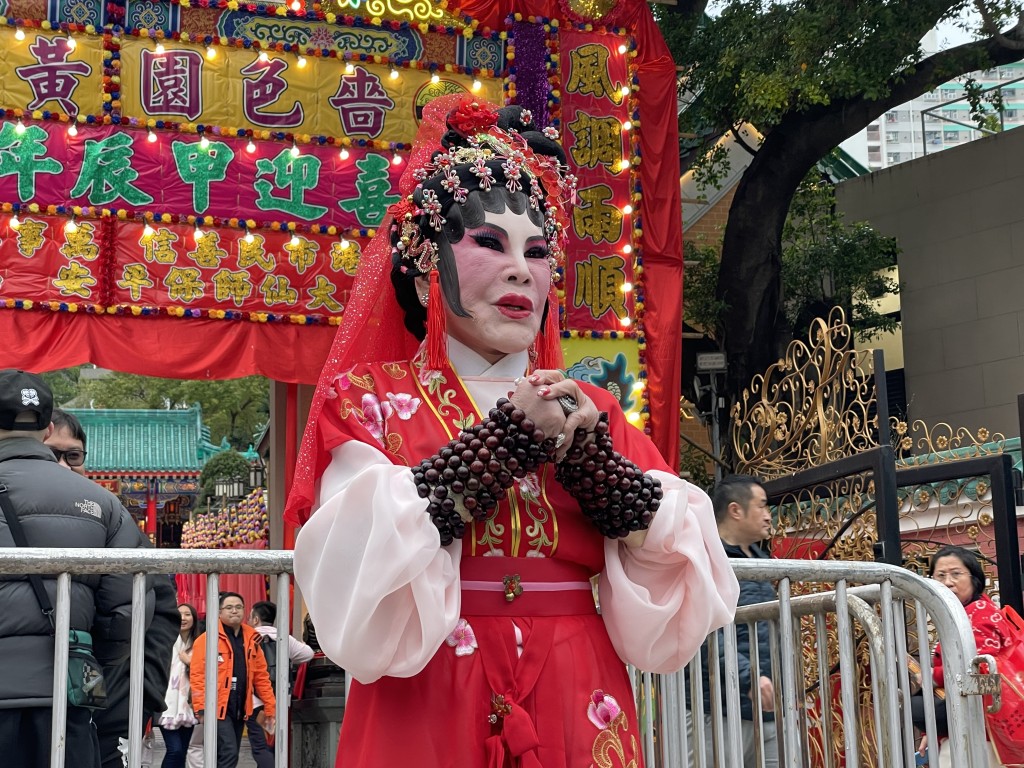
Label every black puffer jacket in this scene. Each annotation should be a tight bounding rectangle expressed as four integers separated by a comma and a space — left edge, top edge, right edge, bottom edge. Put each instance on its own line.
0, 437, 155, 707
691, 540, 776, 721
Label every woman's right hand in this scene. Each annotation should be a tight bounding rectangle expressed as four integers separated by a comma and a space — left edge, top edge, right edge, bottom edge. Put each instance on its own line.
509, 376, 567, 443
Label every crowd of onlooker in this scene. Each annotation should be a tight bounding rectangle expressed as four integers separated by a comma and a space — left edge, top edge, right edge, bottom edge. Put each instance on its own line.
0, 369, 312, 768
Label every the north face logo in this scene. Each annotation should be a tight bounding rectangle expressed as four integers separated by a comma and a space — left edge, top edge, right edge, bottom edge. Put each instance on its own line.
20, 388, 40, 406
74, 500, 102, 518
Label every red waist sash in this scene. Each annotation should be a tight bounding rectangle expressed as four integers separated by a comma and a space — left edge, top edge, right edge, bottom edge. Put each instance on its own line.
460, 557, 597, 617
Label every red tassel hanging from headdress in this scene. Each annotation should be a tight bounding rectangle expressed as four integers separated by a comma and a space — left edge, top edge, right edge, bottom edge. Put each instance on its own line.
426, 270, 447, 370
534, 288, 563, 370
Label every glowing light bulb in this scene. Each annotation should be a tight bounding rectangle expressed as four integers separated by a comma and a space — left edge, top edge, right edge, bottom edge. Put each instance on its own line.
622, 243, 633, 254
619, 158, 631, 171
10, 215, 20, 230
14, 29, 25, 42
290, 0, 302, 9
246, 140, 256, 153
632, 381, 645, 391
297, 56, 307, 68
627, 411, 642, 424
339, 148, 350, 161
194, 226, 205, 241
64, 218, 78, 234
620, 316, 632, 327
206, 46, 216, 60
472, 79, 482, 92
345, 62, 354, 74
392, 153, 403, 165
66, 37, 77, 50
147, 130, 157, 143
244, 231, 255, 244
155, 43, 165, 55
430, 72, 440, 83
622, 204, 633, 215
290, 234, 301, 246
14, 121, 25, 135
340, 238, 350, 249
142, 223, 155, 239
621, 282, 634, 293
199, 135, 210, 149
67, 123, 78, 137
618, 44, 627, 54
290, 144, 300, 158
389, 68, 399, 80
258, 51, 269, 63
620, 85, 630, 97
622, 120, 632, 131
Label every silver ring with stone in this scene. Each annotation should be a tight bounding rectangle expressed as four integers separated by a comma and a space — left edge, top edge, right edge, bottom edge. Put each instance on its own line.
557, 395, 579, 415
555, 433, 567, 449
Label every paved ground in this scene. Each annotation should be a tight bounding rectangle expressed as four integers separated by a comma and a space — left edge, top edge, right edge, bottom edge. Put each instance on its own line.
147, 726, 259, 768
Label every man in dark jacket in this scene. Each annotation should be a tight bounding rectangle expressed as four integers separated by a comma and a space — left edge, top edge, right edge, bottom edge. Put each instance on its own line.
687, 474, 778, 767
0, 370, 159, 768
46, 409, 180, 768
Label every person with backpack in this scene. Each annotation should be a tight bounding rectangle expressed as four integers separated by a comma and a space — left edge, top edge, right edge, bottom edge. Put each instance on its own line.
246, 601, 313, 768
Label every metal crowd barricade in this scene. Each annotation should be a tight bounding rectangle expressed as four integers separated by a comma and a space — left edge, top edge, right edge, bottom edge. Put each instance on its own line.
634, 559, 1000, 768
0, 548, 292, 768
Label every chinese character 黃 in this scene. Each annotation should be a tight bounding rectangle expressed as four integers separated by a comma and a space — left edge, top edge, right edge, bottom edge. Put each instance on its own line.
16, 36, 93, 116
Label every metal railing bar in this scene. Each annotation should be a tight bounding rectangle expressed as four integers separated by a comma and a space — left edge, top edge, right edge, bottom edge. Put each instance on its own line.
127, 572, 146, 768
50, 572, 71, 768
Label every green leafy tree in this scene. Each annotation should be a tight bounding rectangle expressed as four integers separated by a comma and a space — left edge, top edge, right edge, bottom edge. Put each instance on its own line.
199, 450, 251, 501
40, 366, 86, 407
660, 0, 1024, 398
79, 373, 269, 449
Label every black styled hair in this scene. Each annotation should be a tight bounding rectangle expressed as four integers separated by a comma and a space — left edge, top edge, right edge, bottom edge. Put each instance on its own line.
929, 545, 986, 602
218, 591, 245, 608
391, 105, 562, 340
51, 408, 86, 450
711, 474, 765, 523
251, 600, 276, 625
179, 603, 199, 649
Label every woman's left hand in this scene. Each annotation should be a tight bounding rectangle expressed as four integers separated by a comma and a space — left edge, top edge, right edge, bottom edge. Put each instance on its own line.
518, 370, 600, 461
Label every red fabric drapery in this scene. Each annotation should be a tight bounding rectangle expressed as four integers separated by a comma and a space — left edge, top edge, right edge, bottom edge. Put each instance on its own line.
451, 0, 682, 463
174, 540, 269, 619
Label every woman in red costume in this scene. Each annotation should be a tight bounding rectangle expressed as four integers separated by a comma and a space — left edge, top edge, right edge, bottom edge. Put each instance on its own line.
286, 94, 739, 768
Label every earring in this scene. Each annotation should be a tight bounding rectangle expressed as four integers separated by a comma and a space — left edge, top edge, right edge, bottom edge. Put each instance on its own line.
419, 292, 429, 307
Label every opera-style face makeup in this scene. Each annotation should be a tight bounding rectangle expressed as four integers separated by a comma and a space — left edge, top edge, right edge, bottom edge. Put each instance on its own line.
440, 207, 550, 364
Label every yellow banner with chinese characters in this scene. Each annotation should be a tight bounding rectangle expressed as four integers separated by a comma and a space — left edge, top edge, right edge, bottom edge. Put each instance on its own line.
0, 29, 105, 117
119, 40, 503, 143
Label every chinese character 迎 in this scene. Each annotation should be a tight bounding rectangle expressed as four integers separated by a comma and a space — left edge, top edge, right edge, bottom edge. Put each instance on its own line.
211, 268, 254, 307
171, 140, 235, 213
15, 218, 48, 258
572, 185, 623, 245
254, 149, 327, 221
337, 154, 398, 227
163, 266, 206, 302
187, 231, 228, 269
117, 264, 155, 301
0, 123, 62, 202
329, 239, 362, 275
306, 274, 344, 313
237, 233, 276, 271
61, 221, 99, 261
16, 36, 93, 116
259, 274, 298, 306
70, 133, 153, 206
283, 235, 318, 274
141, 49, 203, 121
141, 228, 179, 264
328, 67, 395, 138
565, 44, 622, 103
241, 57, 303, 128
573, 253, 627, 321
567, 113, 622, 171
53, 260, 97, 298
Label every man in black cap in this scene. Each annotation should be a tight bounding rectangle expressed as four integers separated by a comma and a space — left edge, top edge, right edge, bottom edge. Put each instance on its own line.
0, 369, 161, 768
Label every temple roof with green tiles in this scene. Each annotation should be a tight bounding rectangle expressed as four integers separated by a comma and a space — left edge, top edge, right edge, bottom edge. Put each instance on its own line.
67, 405, 222, 476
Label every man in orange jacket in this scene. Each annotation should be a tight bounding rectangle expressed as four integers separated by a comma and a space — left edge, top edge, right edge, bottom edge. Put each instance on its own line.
190, 592, 276, 768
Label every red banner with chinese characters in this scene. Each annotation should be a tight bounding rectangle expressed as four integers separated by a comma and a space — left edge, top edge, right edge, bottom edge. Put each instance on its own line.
559, 29, 635, 333
0, 213, 362, 320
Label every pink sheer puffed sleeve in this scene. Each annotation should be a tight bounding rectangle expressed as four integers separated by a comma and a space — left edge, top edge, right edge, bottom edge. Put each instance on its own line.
598, 472, 739, 673
293, 440, 463, 684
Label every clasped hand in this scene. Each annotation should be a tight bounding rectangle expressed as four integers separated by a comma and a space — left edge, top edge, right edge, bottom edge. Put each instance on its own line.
509, 370, 599, 461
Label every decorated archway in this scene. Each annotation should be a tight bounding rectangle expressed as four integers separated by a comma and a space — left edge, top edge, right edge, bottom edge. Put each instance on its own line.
0, 0, 682, 479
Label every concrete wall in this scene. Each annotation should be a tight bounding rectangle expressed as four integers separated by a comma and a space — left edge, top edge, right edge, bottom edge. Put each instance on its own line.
836, 127, 1024, 437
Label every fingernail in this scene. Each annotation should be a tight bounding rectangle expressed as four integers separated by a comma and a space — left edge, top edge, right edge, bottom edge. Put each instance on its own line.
529, 374, 540, 383
537, 387, 550, 396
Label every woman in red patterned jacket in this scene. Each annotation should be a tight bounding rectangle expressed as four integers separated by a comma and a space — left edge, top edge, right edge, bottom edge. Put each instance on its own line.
924, 545, 1010, 767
